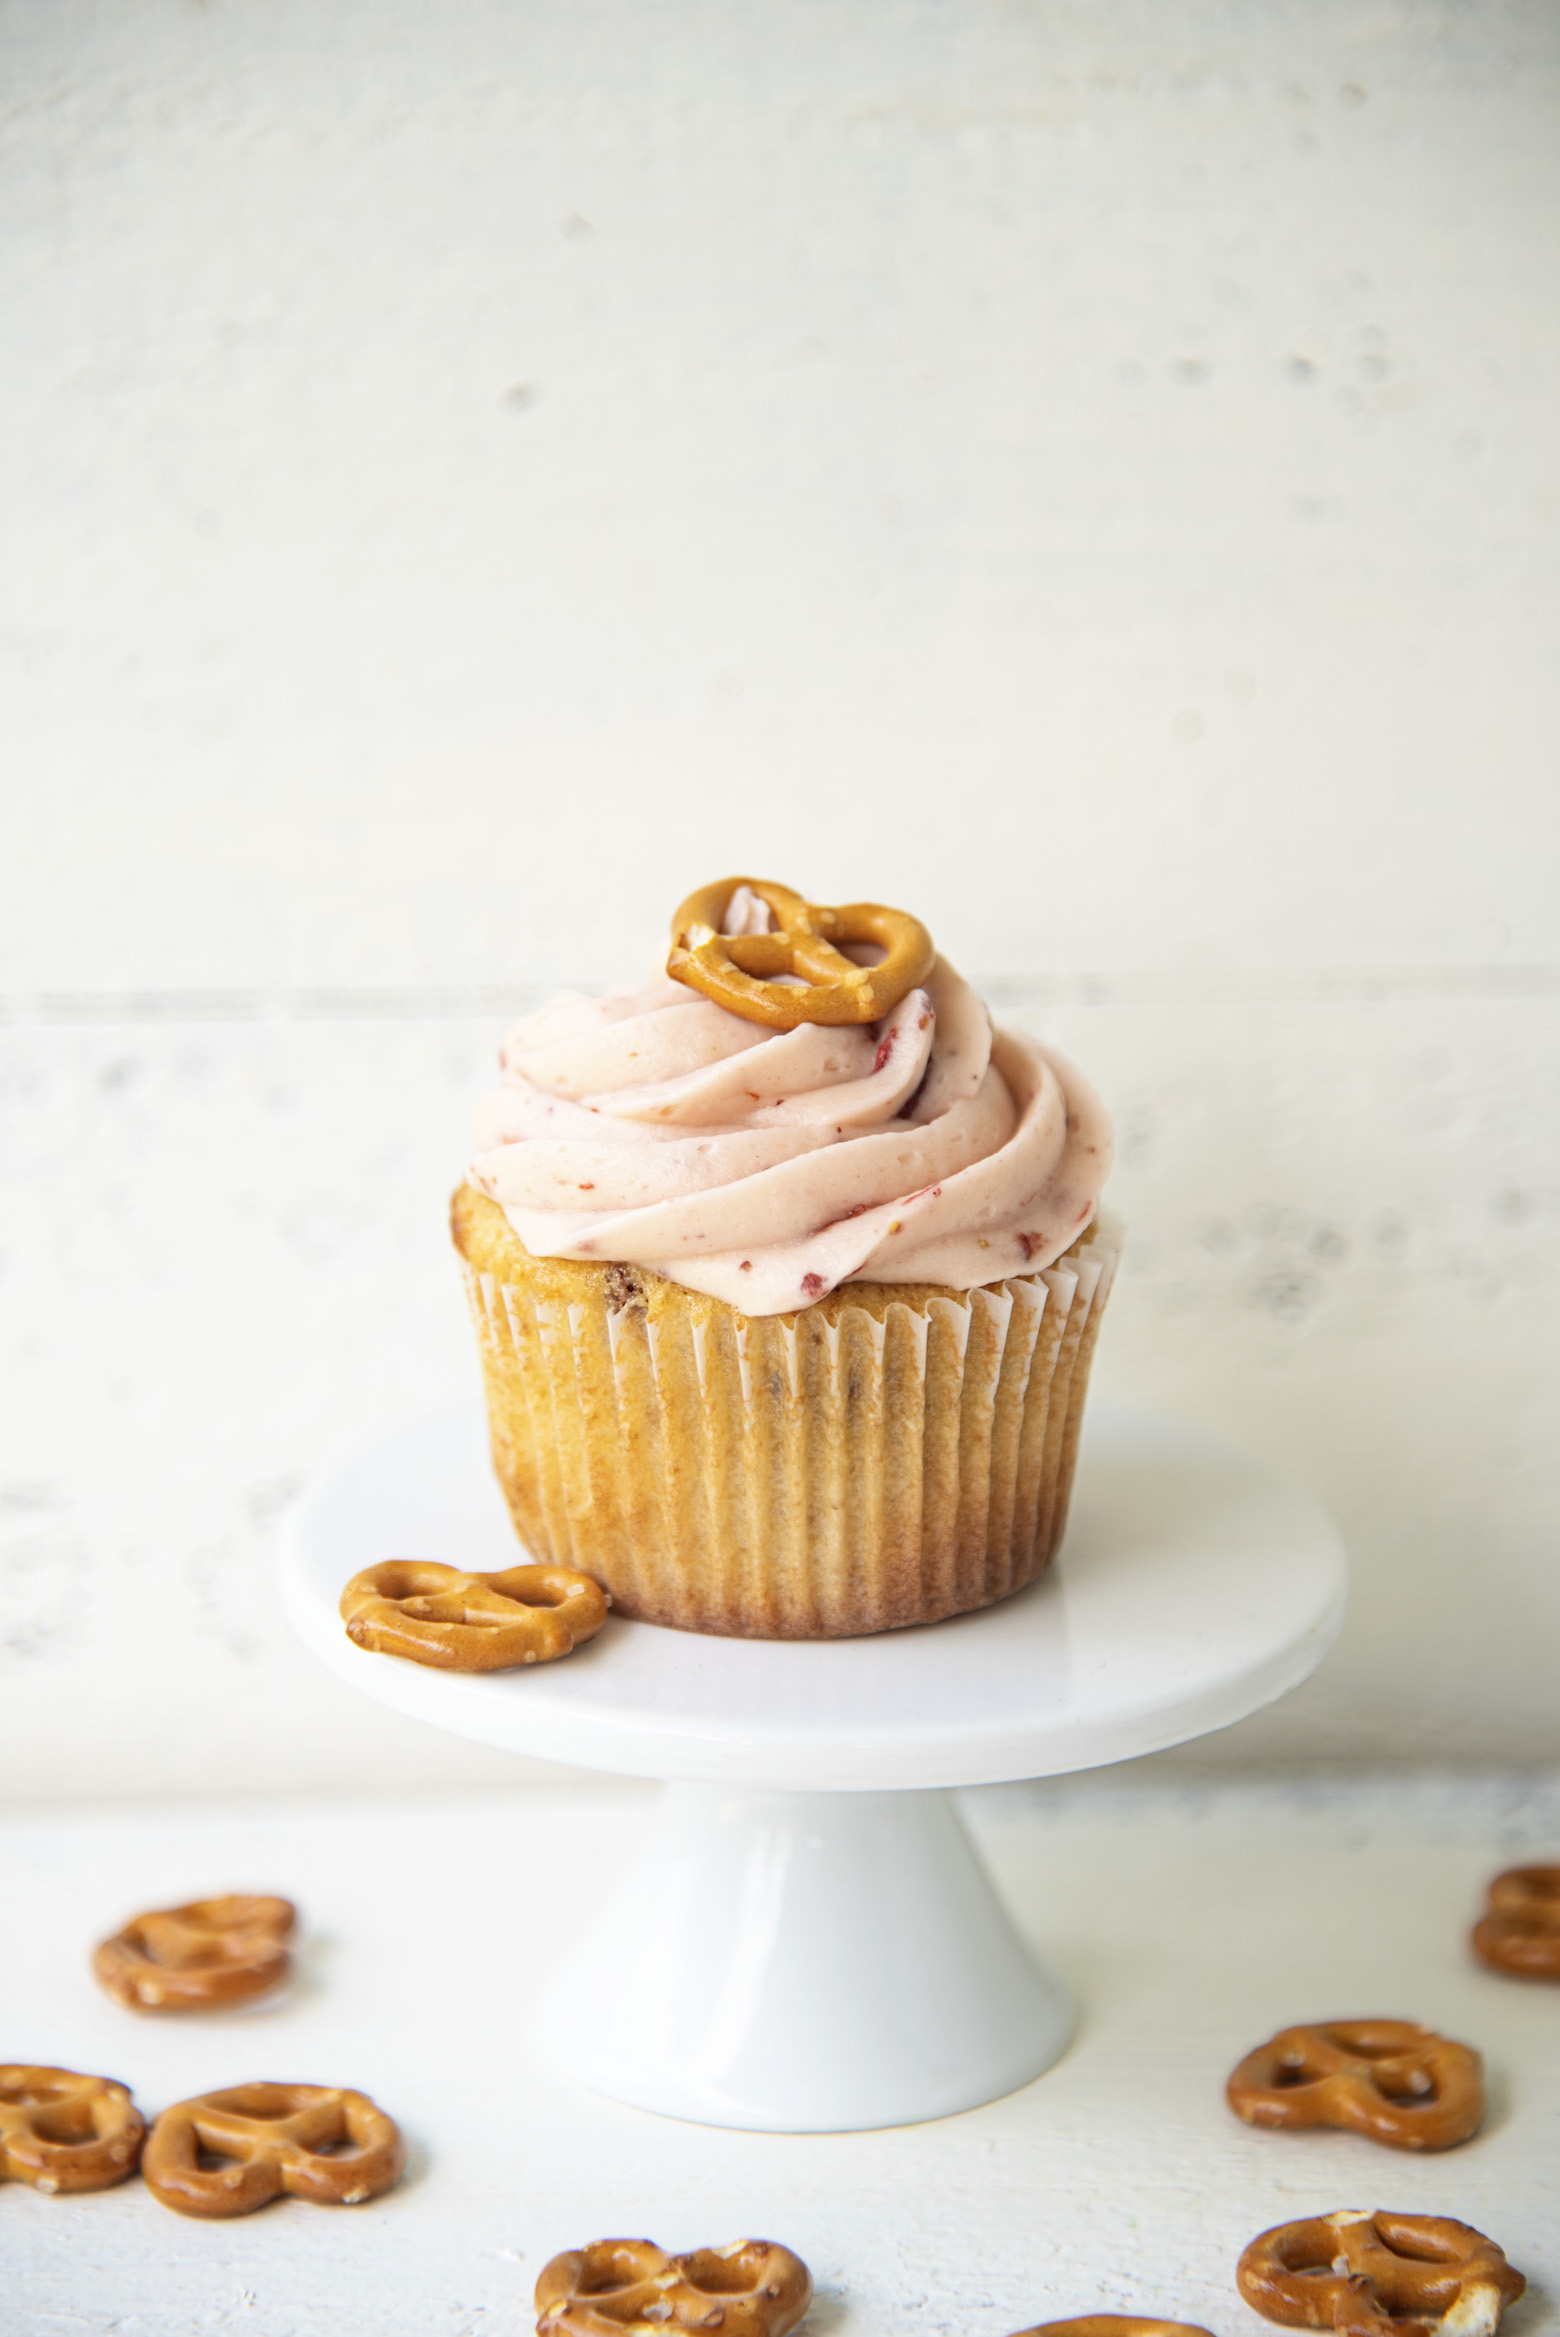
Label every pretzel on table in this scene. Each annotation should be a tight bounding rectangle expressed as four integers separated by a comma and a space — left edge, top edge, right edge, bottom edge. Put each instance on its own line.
0, 2065, 146, 2194
1237, 2209, 1525, 2337
1472, 1864, 1560, 1979
1010, 2318, 1215, 2337
1226, 2019, 1483, 2150
141, 2081, 404, 2217
536, 2239, 813, 2337
93, 1894, 295, 2012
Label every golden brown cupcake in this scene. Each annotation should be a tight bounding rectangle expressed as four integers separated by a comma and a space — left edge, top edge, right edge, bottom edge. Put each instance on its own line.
454, 878, 1117, 1639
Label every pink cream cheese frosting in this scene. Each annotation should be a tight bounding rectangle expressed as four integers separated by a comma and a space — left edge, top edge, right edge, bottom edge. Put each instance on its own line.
468, 894, 1112, 1317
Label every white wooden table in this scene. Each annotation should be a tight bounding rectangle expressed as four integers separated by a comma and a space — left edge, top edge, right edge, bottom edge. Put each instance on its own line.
3, 1775, 1557, 2337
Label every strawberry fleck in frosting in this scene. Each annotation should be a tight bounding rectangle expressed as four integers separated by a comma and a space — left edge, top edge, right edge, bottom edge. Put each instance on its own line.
469, 889, 1111, 1316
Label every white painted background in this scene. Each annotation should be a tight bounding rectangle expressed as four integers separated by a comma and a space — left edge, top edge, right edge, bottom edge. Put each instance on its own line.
2, 0, 1558, 1799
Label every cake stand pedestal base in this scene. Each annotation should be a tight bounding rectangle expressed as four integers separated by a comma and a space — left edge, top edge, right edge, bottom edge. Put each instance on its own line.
539, 1783, 1069, 2131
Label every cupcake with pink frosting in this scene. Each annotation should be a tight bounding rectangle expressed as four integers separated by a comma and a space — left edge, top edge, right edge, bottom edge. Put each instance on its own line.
453, 877, 1117, 1638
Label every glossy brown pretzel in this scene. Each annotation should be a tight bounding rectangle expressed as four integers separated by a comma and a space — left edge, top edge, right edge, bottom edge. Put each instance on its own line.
536, 2239, 813, 2337
1237, 2210, 1525, 2337
93, 1894, 295, 2012
667, 877, 934, 1030
141, 2082, 405, 2218
341, 1559, 609, 1671
0, 2065, 146, 2194
1011, 2319, 1214, 2337
1226, 2020, 1483, 2151
1472, 1864, 1560, 1979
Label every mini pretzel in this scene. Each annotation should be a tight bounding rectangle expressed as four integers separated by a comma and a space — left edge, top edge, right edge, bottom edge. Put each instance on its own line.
536, 2238, 813, 2337
93, 1894, 295, 2012
142, 2082, 405, 2218
1472, 1864, 1560, 1979
1011, 2319, 1215, 2337
340, 1559, 609, 1671
1226, 2020, 1483, 2151
0, 2065, 146, 2194
1237, 2210, 1525, 2337
667, 877, 934, 1029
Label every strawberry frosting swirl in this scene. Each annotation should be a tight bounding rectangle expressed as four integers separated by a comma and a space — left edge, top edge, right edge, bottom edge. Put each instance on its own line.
469, 907, 1111, 1316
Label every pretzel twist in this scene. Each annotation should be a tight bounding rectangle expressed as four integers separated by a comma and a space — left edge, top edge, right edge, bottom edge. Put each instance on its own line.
1237, 2210, 1525, 2337
93, 1894, 295, 2012
536, 2239, 813, 2337
1226, 2020, 1483, 2151
1010, 2319, 1215, 2337
0, 2066, 146, 2194
340, 1559, 609, 1671
1472, 1863, 1560, 1979
667, 878, 934, 1030
141, 2082, 405, 2218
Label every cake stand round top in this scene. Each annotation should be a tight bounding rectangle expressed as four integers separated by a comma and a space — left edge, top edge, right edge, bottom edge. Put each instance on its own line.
280, 1404, 1346, 1792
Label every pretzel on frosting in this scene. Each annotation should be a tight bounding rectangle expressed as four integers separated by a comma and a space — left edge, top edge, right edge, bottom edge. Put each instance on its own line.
1011, 2319, 1214, 2337
1472, 1863, 1560, 1979
1237, 2210, 1525, 2337
0, 2065, 146, 2194
93, 1894, 295, 2012
341, 1559, 609, 1671
536, 2239, 813, 2337
1226, 2019, 1483, 2151
142, 2081, 405, 2218
667, 877, 934, 1029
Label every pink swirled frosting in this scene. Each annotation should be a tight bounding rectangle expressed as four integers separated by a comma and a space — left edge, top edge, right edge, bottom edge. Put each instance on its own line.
469, 900, 1111, 1316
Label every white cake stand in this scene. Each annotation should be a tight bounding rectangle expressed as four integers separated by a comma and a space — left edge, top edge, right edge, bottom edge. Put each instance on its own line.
280, 1405, 1345, 2134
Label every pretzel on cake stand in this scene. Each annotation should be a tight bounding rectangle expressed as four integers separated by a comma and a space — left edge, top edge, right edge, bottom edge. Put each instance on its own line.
341, 1559, 609, 1670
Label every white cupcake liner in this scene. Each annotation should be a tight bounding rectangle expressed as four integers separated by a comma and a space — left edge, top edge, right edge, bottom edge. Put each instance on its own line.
462, 1228, 1118, 1639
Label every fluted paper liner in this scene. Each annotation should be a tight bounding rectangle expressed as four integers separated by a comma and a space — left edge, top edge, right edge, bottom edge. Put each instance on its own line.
458, 1207, 1118, 1639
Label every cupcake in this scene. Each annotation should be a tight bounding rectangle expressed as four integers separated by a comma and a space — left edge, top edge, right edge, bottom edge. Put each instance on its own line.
453, 878, 1116, 1639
